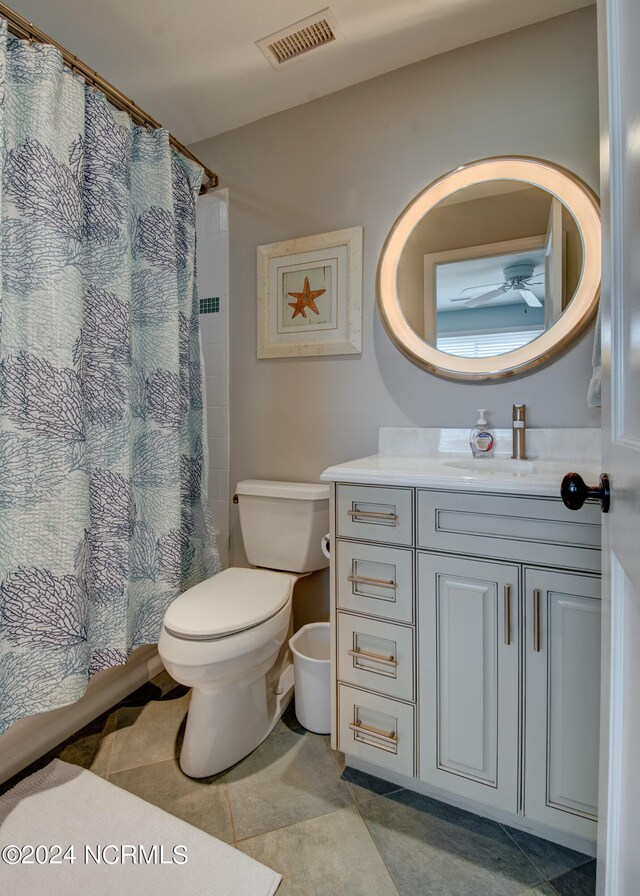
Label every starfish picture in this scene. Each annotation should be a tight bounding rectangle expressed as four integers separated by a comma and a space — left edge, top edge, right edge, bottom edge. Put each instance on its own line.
287, 276, 326, 319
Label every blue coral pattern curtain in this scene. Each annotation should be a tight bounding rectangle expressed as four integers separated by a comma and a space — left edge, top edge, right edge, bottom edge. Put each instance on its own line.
0, 21, 220, 733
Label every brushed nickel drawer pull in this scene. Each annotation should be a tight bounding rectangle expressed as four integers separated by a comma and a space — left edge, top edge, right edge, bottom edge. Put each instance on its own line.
349, 720, 398, 753
533, 589, 541, 652
347, 574, 397, 590
347, 647, 398, 669
504, 584, 512, 646
347, 509, 399, 523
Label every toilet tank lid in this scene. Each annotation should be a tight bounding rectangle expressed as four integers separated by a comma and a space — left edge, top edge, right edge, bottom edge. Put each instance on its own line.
235, 479, 329, 501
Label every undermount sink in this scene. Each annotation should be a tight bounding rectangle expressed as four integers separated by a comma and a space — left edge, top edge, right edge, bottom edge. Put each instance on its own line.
443, 458, 573, 477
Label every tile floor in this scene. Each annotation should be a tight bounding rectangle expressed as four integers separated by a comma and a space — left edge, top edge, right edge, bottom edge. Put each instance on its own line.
2, 671, 597, 896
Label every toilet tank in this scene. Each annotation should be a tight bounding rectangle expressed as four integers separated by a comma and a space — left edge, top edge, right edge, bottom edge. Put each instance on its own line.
235, 480, 330, 574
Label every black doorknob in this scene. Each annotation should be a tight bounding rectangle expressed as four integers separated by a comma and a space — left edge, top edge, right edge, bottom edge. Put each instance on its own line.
561, 472, 610, 513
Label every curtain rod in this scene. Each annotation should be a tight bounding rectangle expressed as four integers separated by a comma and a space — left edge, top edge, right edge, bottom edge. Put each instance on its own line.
0, 2, 218, 193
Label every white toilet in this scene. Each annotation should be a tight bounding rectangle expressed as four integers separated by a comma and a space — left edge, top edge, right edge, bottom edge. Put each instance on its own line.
158, 479, 329, 778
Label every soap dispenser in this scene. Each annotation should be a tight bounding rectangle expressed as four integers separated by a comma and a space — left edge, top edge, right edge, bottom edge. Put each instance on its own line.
470, 409, 495, 458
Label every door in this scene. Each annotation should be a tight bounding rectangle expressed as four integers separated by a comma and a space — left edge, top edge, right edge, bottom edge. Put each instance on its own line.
597, 1, 640, 892
524, 569, 601, 841
545, 197, 564, 328
417, 553, 519, 812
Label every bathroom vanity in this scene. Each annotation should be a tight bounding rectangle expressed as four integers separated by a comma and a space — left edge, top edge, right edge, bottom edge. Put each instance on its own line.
322, 428, 602, 854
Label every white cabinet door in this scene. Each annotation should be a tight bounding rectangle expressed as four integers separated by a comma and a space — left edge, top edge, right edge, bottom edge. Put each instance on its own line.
418, 553, 519, 812
524, 568, 601, 841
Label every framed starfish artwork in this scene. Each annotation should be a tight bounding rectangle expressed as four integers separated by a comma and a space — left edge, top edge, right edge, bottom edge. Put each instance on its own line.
257, 227, 362, 357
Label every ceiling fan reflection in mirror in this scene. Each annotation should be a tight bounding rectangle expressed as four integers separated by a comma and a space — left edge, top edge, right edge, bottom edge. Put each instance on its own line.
452, 262, 544, 308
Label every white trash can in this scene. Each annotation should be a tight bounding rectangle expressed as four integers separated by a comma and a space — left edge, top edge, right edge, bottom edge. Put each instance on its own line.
289, 622, 331, 734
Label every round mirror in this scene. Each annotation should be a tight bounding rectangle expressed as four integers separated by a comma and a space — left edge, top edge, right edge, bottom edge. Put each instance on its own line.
377, 157, 600, 381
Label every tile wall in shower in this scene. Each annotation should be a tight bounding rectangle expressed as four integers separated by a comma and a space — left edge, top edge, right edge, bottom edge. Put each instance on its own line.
197, 189, 230, 568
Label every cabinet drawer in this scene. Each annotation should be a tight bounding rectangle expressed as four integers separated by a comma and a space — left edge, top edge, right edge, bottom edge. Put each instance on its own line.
336, 540, 414, 623
337, 612, 414, 701
336, 485, 413, 546
417, 490, 601, 572
338, 684, 415, 777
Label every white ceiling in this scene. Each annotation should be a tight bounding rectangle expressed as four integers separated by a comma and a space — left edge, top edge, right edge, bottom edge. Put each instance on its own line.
11, 0, 594, 145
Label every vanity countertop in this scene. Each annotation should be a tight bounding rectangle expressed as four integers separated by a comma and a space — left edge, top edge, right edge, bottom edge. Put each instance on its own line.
320, 427, 601, 498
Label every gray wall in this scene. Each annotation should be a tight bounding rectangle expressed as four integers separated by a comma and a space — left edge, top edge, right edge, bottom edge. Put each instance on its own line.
192, 7, 599, 572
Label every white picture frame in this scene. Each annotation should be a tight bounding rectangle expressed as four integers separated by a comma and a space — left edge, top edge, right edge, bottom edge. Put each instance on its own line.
257, 227, 363, 358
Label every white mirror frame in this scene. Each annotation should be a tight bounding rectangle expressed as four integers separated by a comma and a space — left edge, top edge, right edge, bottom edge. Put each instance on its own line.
377, 157, 601, 382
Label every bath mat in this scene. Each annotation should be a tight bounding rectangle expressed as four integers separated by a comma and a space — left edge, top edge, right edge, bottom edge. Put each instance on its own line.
0, 759, 281, 895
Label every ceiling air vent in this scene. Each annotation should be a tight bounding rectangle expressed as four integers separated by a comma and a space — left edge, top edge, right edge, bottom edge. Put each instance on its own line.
256, 8, 344, 69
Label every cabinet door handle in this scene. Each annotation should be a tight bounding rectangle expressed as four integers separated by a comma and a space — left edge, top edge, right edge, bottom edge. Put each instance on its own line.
347, 647, 398, 669
349, 721, 398, 753
347, 574, 397, 590
503, 585, 512, 646
347, 509, 398, 523
533, 589, 541, 652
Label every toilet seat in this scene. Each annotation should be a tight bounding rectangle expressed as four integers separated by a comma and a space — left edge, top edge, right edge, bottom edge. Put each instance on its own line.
163, 567, 295, 641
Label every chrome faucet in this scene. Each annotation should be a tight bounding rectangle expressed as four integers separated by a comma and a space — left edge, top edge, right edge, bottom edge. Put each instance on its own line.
512, 404, 527, 460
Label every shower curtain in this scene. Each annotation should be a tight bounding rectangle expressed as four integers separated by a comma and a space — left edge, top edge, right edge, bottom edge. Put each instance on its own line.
0, 21, 220, 734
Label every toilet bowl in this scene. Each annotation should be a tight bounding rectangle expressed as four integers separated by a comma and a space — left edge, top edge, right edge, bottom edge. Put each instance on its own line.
158, 480, 329, 778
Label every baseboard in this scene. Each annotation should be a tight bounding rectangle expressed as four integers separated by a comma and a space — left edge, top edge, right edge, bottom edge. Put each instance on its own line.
0, 646, 164, 786
347, 755, 598, 858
